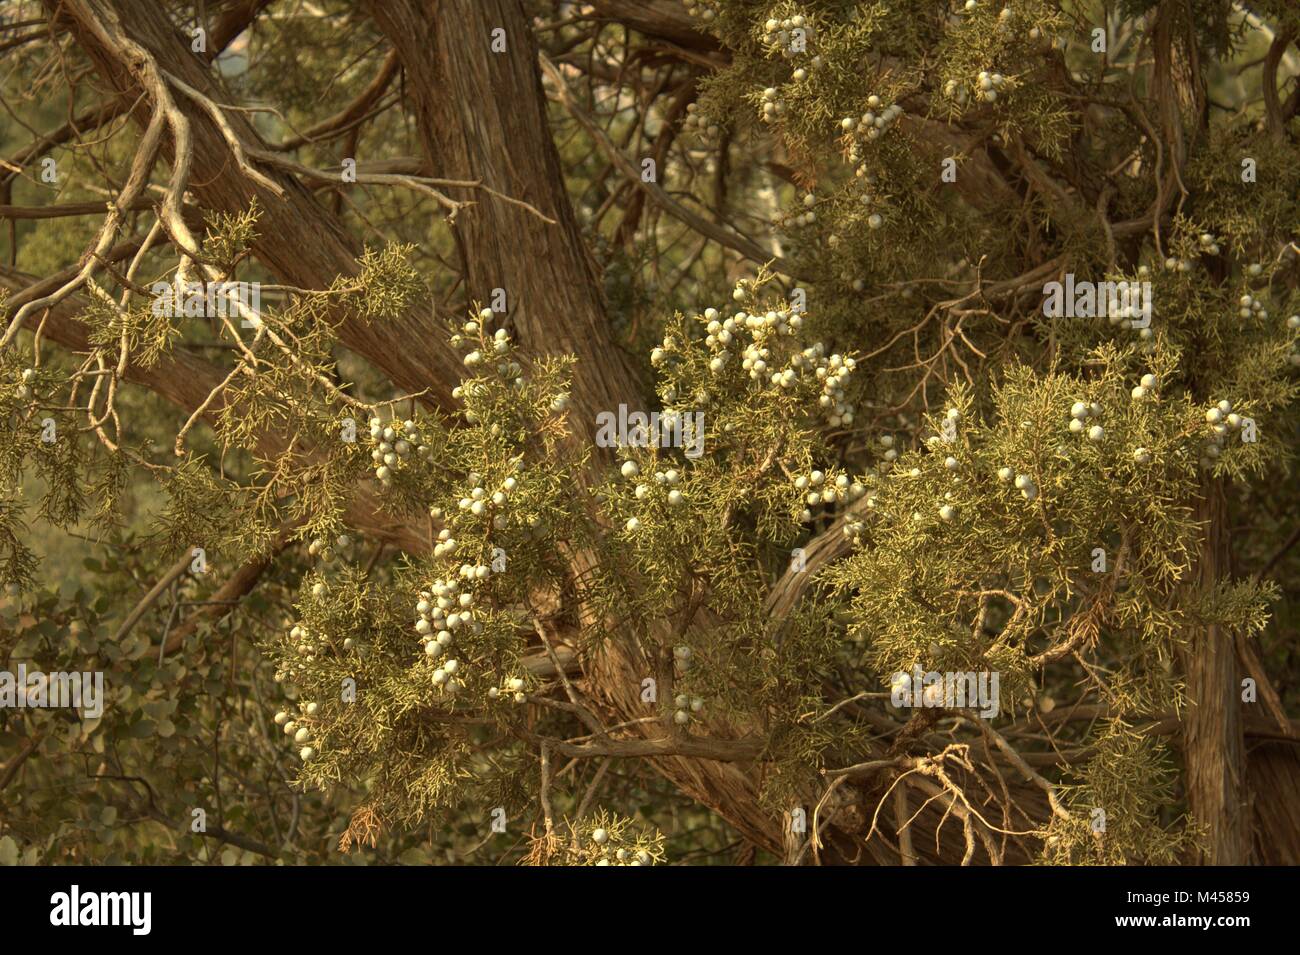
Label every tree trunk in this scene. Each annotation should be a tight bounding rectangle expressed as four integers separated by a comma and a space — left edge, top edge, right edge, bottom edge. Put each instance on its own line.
362, 0, 801, 854
361, 0, 643, 433
1182, 478, 1250, 864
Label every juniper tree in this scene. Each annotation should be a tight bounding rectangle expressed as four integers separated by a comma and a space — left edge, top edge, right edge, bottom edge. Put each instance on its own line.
1, 0, 1298, 866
